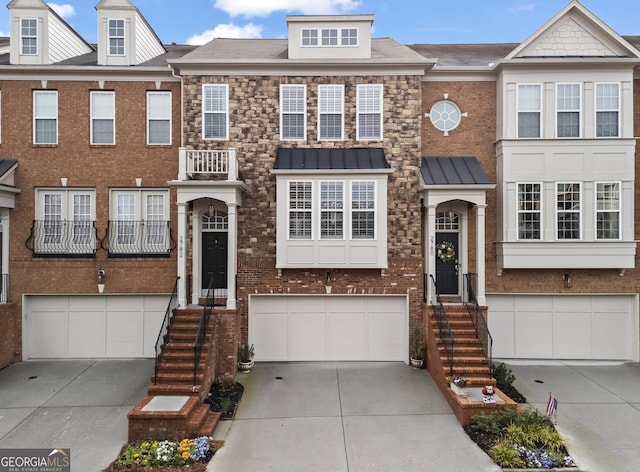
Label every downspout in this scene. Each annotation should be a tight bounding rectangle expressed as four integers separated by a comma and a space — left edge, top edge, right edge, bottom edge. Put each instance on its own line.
169, 63, 184, 148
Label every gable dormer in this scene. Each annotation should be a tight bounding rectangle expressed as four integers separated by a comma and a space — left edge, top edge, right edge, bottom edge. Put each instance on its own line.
8, 0, 93, 65
95, 0, 165, 66
286, 14, 374, 60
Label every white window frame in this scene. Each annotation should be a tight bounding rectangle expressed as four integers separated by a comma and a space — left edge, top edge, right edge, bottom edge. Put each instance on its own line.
202, 84, 229, 140
318, 84, 344, 141
357, 84, 383, 141
287, 181, 313, 240
517, 182, 542, 240
21, 18, 37, 55
555, 182, 581, 240
517, 84, 542, 139
320, 181, 344, 240
280, 84, 306, 141
351, 181, 376, 240
147, 91, 172, 145
556, 83, 581, 138
340, 28, 358, 46
108, 19, 125, 56
301, 29, 318, 46
90, 91, 115, 145
321, 28, 338, 46
33, 90, 57, 145
595, 181, 621, 240
595, 82, 620, 138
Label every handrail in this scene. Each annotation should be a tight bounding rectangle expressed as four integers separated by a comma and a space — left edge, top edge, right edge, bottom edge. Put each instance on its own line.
194, 276, 215, 386
429, 274, 454, 376
154, 277, 180, 385
464, 273, 493, 372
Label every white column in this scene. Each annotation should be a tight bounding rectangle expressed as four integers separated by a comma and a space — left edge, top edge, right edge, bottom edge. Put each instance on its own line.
476, 204, 487, 306
226, 203, 238, 309
177, 202, 187, 307
178, 148, 187, 181
426, 203, 437, 303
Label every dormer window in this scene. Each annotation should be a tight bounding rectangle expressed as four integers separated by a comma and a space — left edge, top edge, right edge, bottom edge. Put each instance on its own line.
108, 19, 125, 56
301, 29, 318, 46
341, 28, 358, 46
321, 29, 338, 46
21, 18, 37, 55
301, 28, 359, 47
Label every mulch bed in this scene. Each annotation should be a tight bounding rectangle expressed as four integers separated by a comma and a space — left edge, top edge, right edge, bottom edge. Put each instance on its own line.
205, 381, 244, 419
501, 384, 527, 403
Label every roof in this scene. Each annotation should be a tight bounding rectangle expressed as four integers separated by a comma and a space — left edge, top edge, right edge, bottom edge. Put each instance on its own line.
0, 159, 17, 177
274, 148, 390, 170
421, 157, 490, 185
53, 44, 196, 67
409, 43, 517, 67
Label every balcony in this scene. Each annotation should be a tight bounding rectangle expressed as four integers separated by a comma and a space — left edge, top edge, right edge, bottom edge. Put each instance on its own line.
178, 148, 238, 181
102, 220, 175, 257
26, 220, 98, 257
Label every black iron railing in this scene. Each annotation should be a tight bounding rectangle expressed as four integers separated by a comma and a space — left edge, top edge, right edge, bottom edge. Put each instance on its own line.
154, 277, 180, 385
464, 273, 493, 372
429, 274, 454, 376
194, 276, 215, 386
26, 220, 98, 257
101, 220, 176, 257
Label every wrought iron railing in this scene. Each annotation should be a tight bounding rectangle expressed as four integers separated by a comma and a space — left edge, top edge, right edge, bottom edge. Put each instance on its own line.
429, 274, 454, 376
194, 276, 215, 386
101, 220, 176, 257
25, 220, 98, 257
464, 273, 493, 372
154, 277, 180, 385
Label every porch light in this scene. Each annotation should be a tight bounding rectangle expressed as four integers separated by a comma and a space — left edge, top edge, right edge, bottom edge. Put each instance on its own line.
98, 268, 106, 293
208, 204, 215, 217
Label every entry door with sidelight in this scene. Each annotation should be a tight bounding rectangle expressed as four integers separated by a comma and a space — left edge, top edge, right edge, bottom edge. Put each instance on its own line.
435, 210, 460, 295
201, 232, 228, 298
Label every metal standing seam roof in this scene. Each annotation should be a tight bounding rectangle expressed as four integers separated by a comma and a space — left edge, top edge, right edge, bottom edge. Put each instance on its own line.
421, 156, 490, 185
0, 159, 17, 177
274, 148, 390, 170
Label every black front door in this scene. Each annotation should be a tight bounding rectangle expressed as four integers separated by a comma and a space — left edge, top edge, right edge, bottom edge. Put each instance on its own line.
202, 232, 228, 292
435, 232, 459, 295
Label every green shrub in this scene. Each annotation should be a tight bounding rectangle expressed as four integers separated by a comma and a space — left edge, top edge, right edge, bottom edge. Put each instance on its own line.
492, 362, 516, 390
471, 406, 521, 435
215, 373, 236, 397
489, 440, 524, 468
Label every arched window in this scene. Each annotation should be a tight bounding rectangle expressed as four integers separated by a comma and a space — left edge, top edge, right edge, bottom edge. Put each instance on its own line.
202, 210, 228, 231
436, 211, 459, 231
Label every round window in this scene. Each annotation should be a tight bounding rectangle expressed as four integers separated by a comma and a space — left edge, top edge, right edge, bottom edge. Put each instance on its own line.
429, 100, 461, 132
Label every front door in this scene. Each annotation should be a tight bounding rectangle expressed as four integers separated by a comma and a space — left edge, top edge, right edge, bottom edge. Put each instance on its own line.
202, 232, 228, 295
435, 232, 459, 295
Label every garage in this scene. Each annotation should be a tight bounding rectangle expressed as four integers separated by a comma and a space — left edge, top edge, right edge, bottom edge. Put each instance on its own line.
23, 295, 169, 359
249, 295, 408, 362
488, 294, 639, 361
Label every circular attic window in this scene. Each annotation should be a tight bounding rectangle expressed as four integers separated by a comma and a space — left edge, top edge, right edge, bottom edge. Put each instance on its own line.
429, 100, 462, 133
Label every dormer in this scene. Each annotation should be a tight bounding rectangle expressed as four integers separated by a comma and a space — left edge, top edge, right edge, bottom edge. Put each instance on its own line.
286, 14, 374, 60
7, 0, 93, 65
95, 0, 165, 66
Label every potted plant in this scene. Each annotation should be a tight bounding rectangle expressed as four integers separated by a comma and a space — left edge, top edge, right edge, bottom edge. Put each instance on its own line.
237, 343, 255, 373
409, 327, 425, 369
450, 376, 468, 397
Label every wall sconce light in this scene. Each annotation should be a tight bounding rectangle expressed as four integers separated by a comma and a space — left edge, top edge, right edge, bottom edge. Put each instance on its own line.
563, 273, 573, 289
135, 178, 142, 187
97, 268, 106, 293
60, 177, 68, 187
208, 204, 215, 218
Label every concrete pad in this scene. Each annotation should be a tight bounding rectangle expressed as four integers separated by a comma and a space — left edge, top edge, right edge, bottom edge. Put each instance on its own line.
142, 395, 189, 412
208, 417, 348, 472
570, 363, 640, 403
0, 408, 36, 438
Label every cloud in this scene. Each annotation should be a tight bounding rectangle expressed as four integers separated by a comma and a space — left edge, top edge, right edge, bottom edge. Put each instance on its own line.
214, 0, 360, 18
187, 23, 263, 45
509, 3, 535, 13
47, 3, 76, 18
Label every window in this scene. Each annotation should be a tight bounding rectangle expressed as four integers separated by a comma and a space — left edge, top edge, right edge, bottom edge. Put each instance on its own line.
280, 84, 306, 140
320, 181, 344, 239
203, 84, 228, 140
556, 183, 581, 240
557, 84, 580, 138
596, 83, 619, 137
147, 91, 171, 145
33, 90, 57, 144
517, 183, 541, 240
357, 84, 383, 140
301, 29, 318, 46
429, 100, 461, 133
21, 18, 37, 55
321, 29, 338, 46
318, 85, 344, 140
341, 28, 358, 46
517, 84, 542, 138
108, 19, 125, 55
288, 181, 312, 239
91, 91, 115, 144
596, 182, 620, 240
351, 182, 375, 239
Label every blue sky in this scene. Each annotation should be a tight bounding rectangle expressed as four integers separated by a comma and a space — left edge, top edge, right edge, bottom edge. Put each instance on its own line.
2, 1, 640, 45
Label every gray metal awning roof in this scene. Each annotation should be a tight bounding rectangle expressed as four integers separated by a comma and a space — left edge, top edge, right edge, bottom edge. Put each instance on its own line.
421, 156, 490, 185
274, 148, 390, 170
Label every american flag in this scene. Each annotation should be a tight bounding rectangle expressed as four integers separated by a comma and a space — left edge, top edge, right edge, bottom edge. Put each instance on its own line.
546, 393, 558, 417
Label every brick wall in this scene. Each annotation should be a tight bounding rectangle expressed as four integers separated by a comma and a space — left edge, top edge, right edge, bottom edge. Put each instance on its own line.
0, 304, 18, 368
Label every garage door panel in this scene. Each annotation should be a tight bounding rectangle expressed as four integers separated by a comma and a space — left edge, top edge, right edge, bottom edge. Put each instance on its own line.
290, 313, 327, 360
328, 312, 366, 360
553, 296, 591, 312
328, 297, 365, 312
515, 296, 553, 311
143, 310, 165, 357
290, 297, 326, 312
515, 312, 553, 358
593, 312, 631, 359
106, 311, 143, 357
488, 310, 515, 358
108, 296, 143, 311
368, 312, 405, 361
251, 312, 289, 361
28, 311, 68, 358
68, 310, 106, 357
553, 312, 591, 359
68, 296, 105, 310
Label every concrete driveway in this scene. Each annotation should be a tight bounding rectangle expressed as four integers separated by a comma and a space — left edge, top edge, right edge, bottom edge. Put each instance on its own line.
0, 359, 153, 472
208, 362, 500, 472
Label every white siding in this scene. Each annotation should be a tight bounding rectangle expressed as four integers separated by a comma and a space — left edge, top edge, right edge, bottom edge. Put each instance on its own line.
134, 11, 165, 64
47, 11, 92, 64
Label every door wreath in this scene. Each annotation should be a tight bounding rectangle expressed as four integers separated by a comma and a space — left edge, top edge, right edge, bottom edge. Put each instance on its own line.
436, 241, 455, 262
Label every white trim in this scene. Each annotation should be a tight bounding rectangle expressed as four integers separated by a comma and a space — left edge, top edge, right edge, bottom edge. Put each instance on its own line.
317, 84, 344, 141
516, 182, 543, 241
202, 83, 229, 140
356, 84, 383, 141
595, 82, 620, 138
319, 180, 345, 241
90, 90, 116, 145
146, 90, 172, 145
287, 180, 313, 241
595, 181, 621, 240
555, 182, 582, 241
20, 18, 38, 56
350, 180, 376, 240
516, 83, 542, 139
107, 18, 126, 57
280, 83, 307, 141
555, 83, 582, 139
33, 90, 58, 145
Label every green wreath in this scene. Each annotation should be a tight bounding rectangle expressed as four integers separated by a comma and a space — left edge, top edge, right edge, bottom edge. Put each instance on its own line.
436, 241, 456, 262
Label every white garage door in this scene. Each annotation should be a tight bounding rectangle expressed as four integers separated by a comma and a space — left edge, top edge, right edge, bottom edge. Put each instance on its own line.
249, 295, 408, 362
488, 294, 639, 361
24, 295, 169, 359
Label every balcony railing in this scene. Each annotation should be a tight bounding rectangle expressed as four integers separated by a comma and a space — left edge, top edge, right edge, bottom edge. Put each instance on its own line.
26, 220, 98, 257
102, 220, 175, 257
178, 148, 238, 181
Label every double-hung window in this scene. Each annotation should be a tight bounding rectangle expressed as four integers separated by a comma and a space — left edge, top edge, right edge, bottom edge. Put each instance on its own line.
301, 29, 318, 46
596, 182, 620, 240
321, 29, 338, 46
351, 181, 375, 239
341, 28, 358, 46
318, 85, 344, 140
357, 84, 383, 140
556, 183, 581, 240
203, 84, 228, 140
108, 19, 125, 55
517, 84, 542, 138
33, 90, 57, 144
320, 181, 344, 239
595, 83, 619, 137
147, 91, 171, 145
91, 91, 115, 144
517, 183, 541, 240
21, 18, 37, 55
288, 181, 312, 240
557, 83, 580, 138
280, 84, 306, 140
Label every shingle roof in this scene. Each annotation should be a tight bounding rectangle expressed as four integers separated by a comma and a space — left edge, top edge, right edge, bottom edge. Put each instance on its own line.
421, 157, 490, 185
274, 148, 390, 170
409, 43, 518, 66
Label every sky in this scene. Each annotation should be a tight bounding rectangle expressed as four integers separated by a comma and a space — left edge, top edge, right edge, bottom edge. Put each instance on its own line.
2, 0, 640, 46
